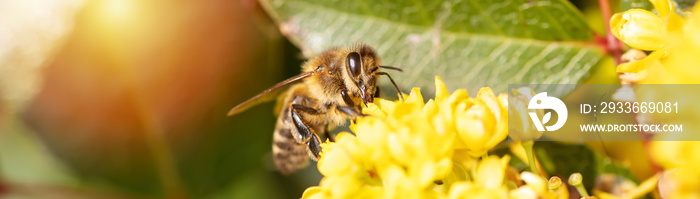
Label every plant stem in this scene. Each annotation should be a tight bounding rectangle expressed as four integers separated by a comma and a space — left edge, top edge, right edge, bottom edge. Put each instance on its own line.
576, 186, 590, 197
522, 141, 540, 176
598, 0, 624, 65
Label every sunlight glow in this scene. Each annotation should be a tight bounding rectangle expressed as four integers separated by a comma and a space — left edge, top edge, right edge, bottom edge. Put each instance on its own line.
102, 0, 134, 24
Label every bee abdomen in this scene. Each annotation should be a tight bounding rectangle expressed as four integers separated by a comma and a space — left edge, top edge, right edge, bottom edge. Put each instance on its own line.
272, 109, 309, 174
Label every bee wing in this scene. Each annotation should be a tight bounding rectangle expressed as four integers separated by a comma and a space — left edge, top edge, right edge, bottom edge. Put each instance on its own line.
272, 89, 290, 116
227, 71, 315, 116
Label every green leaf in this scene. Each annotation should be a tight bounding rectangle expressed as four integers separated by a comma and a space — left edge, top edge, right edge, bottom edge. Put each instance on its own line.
261, 0, 606, 96
620, 0, 653, 12
493, 142, 640, 196
621, 0, 696, 13
674, 0, 697, 10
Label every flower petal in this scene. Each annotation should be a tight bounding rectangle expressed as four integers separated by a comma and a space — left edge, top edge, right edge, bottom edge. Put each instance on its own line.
405, 87, 425, 107
520, 171, 547, 195
435, 76, 450, 101
616, 50, 664, 73
649, 0, 674, 17
301, 186, 324, 199
476, 156, 507, 189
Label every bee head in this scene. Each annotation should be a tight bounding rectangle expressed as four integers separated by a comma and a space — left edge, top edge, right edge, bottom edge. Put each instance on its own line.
344, 46, 379, 107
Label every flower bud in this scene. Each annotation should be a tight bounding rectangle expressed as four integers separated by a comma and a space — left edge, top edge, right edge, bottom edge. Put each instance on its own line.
508, 87, 543, 141
568, 173, 583, 186
611, 9, 666, 51
455, 88, 508, 157
548, 176, 562, 191
569, 173, 590, 197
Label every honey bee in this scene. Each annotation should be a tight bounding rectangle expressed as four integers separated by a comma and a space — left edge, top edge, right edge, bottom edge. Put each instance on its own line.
227, 44, 402, 174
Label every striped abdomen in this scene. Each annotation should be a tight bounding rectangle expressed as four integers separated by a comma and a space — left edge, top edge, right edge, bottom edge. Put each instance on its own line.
271, 106, 310, 174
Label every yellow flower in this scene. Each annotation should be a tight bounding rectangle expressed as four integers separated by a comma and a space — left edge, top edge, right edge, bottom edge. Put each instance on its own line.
302, 76, 513, 199
447, 155, 510, 199
610, 0, 685, 73
611, 2, 700, 198
644, 2, 700, 84
453, 88, 509, 157
301, 76, 612, 199
509, 172, 550, 199
657, 167, 700, 198
640, 0, 700, 174
651, 141, 700, 169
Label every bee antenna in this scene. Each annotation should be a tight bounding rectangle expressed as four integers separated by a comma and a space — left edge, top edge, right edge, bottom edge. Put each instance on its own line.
378, 65, 403, 72
377, 72, 404, 101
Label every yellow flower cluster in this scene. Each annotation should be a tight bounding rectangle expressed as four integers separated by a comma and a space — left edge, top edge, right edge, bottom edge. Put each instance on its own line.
611, 0, 700, 198
302, 77, 552, 199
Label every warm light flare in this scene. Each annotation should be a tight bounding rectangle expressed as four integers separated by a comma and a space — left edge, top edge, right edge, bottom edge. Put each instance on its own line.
81, 0, 151, 73
101, 0, 134, 24
87, 0, 142, 34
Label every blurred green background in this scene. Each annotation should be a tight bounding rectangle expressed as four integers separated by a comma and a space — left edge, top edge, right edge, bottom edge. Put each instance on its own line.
0, 0, 661, 198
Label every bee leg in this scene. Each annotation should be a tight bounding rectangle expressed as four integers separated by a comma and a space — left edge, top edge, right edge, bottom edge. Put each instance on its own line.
341, 90, 357, 106
290, 104, 317, 141
340, 90, 368, 117
307, 134, 322, 161
337, 106, 367, 117
290, 104, 323, 160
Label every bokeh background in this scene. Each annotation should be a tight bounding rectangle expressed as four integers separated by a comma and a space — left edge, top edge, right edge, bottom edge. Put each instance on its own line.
1, 0, 320, 198
0, 0, 663, 198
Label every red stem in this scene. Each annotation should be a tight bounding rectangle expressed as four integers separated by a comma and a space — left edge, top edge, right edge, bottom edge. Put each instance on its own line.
598, 0, 624, 65
0, 182, 5, 196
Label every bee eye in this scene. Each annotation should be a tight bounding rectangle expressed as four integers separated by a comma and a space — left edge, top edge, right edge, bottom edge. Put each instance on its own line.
346, 52, 361, 78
